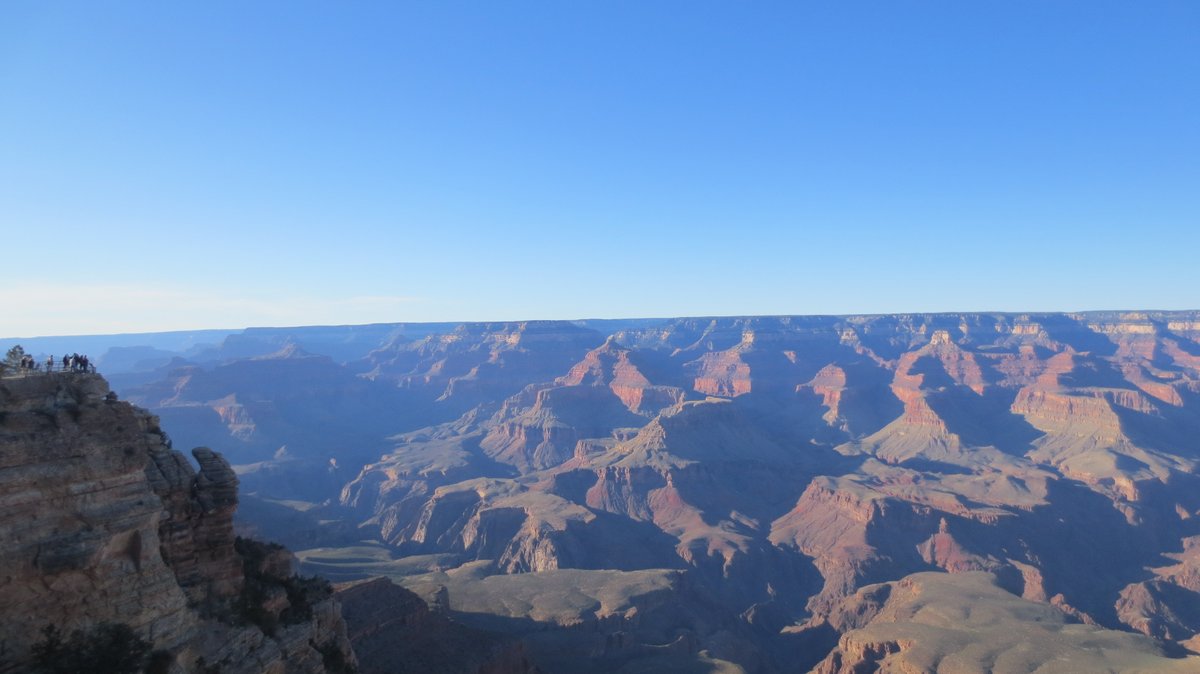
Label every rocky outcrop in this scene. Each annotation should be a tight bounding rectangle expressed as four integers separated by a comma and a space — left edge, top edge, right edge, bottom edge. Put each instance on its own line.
558, 340, 686, 415
689, 350, 754, 398
0, 374, 198, 663
811, 572, 1199, 674
0, 373, 355, 673
148, 443, 243, 615
479, 384, 639, 472
770, 477, 936, 616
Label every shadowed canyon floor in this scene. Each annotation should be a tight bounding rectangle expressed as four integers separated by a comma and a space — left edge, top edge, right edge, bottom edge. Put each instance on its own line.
50, 311, 1200, 671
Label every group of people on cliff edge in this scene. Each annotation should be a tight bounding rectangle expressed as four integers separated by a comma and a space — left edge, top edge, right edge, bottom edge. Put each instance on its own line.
59, 353, 94, 373
4, 352, 95, 374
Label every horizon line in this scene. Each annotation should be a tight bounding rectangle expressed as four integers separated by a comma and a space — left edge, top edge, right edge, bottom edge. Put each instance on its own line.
5, 307, 1200, 342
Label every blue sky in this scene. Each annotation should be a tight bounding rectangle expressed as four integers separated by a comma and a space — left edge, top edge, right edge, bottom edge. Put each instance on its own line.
2, 2, 1197, 336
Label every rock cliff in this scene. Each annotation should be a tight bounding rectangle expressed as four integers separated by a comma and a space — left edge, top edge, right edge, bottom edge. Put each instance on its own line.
0, 373, 355, 673
811, 572, 1198, 673
334, 577, 536, 674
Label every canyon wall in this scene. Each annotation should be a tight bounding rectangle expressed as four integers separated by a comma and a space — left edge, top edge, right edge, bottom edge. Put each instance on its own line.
0, 373, 355, 673
93, 311, 1200, 671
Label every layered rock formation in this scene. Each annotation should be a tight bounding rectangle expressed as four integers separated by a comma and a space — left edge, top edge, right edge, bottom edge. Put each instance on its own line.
811, 572, 1195, 673
334, 576, 536, 674
0, 373, 355, 673
99, 311, 1200, 671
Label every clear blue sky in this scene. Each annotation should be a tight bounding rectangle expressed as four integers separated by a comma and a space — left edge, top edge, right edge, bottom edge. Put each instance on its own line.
2, 2, 1197, 336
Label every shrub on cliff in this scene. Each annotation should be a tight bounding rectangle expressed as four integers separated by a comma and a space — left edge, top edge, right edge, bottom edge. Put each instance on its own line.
281, 574, 332, 625
31, 623, 150, 674
234, 536, 333, 635
4, 345, 25, 369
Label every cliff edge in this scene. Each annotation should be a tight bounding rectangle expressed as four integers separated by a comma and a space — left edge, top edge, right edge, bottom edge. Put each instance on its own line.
0, 372, 356, 673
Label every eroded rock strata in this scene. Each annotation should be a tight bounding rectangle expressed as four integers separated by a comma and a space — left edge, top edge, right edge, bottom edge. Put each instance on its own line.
334, 576, 537, 674
0, 373, 355, 673
811, 572, 1195, 674
109, 312, 1200, 671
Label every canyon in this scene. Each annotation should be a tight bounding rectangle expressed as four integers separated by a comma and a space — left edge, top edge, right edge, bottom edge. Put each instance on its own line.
5, 311, 1200, 672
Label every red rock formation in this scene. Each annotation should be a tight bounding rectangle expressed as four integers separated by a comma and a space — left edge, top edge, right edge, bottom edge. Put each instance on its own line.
689, 350, 754, 398
558, 340, 686, 414
915, 518, 1004, 575
807, 364, 849, 426
889, 351, 947, 428
811, 572, 1197, 674
926, 331, 989, 394
146, 311, 1200, 669
770, 477, 936, 616
584, 465, 665, 521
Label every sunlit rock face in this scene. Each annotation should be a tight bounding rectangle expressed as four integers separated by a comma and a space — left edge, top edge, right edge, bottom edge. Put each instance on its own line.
102, 311, 1200, 671
0, 373, 355, 673
810, 572, 1196, 674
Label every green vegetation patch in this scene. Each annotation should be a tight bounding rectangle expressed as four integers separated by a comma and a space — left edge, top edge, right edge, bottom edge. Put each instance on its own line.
295, 543, 460, 582
402, 565, 681, 627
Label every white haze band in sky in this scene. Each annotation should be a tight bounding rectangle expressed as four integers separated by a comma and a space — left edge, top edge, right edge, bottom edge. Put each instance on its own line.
1, 283, 420, 337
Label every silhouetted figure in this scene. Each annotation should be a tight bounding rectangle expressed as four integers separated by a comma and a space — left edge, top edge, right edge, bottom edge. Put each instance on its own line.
45, 355, 54, 372
61, 355, 69, 372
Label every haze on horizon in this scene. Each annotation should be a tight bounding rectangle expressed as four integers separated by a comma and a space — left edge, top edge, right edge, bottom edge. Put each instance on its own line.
2, 2, 1197, 338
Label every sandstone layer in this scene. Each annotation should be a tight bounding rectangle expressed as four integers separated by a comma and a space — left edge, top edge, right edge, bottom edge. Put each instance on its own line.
0, 373, 355, 674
